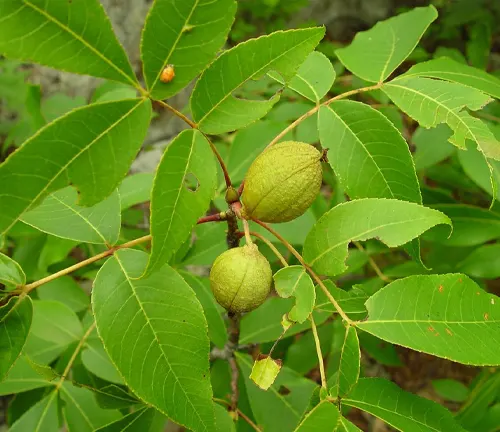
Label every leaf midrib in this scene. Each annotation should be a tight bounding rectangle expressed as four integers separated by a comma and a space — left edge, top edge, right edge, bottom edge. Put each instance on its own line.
23, 0, 137, 88
114, 254, 208, 431
197, 30, 320, 124
2, 99, 145, 236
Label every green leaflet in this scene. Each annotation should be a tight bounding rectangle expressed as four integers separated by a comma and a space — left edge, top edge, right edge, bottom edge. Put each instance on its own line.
269, 51, 336, 103
0, 297, 33, 381
146, 129, 217, 276
141, 0, 236, 100
92, 249, 215, 431
343, 378, 465, 431
191, 27, 325, 134
402, 57, 500, 99
383, 77, 500, 160
0, 0, 137, 87
0, 98, 151, 236
303, 198, 451, 276
21, 187, 121, 245
336, 6, 437, 83
357, 274, 500, 365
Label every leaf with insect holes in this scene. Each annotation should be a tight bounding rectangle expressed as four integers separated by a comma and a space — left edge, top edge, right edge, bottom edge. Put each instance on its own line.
303, 198, 451, 276
92, 249, 215, 431
269, 51, 336, 103
357, 274, 500, 365
141, 0, 236, 100
145, 129, 217, 277
383, 77, 500, 160
343, 378, 465, 431
0, 252, 25, 288
273, 266, 315, 323
294, 401, 341, 431
328, 325, 360, 398
191, 27, 325, 134
335, 6, 437, 83
401, 57, 500, 99
0, 99, 151, 236
0, 297, 33, 381
0, 0, 137, 87
250, 356, 282, 390
21, 187, 121, 245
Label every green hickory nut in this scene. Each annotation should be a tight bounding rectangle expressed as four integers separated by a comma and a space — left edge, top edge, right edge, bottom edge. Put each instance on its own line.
241, 141, 323, 223
210, 244, 272, 313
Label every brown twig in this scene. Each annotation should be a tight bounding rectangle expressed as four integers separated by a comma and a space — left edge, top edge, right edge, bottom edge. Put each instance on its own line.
197, 212, 227, 224
214, 398, 262, 431
21, 235, 152, 293
227, 312, 241, 412
154, 100, 197, 128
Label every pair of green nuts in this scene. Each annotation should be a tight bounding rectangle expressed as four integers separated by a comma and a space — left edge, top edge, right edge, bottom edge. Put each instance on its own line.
210, 141, 323, 313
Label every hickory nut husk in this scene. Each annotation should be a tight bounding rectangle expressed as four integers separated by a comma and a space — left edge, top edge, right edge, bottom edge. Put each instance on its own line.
210, 244, 272, 313
241, 141, 323, 223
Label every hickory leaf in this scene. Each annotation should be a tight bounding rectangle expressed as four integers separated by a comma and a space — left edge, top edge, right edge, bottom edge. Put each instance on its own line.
0, 99, 151, 236
191, 27, 325, 133
382, 77, 500, 160
319, 101, 421, 203
303, 198, 451, 276
0, 296, 33, 380
294, 401, 340, 431
0, 252, 25, 288
92, 249, 215, 431
141, 0, 236, 100
329, 325, 360, 398
9, 390, 59, 432
60, 382, 122, 432
95, 407, 163, 432
402, 57, 500, 98
273, 266, 315, 323
0, 356, 54, 395
336, 6, 437, 83
146, 129, 217, 276
0, 0, 137, 87
118, 172, 154, 210
269, 51, 336, 103
357, 274, 500, 365
21, 187, 121, 245
343, 378, 465, 431
250, 356, 282, 390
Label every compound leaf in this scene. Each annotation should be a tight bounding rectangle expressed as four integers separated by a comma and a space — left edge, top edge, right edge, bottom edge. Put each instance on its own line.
294, 401, 340, 431
0, 252, 25, 287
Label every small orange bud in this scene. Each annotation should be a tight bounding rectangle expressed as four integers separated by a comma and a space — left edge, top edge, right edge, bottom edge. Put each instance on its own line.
160, 65, 175, 83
